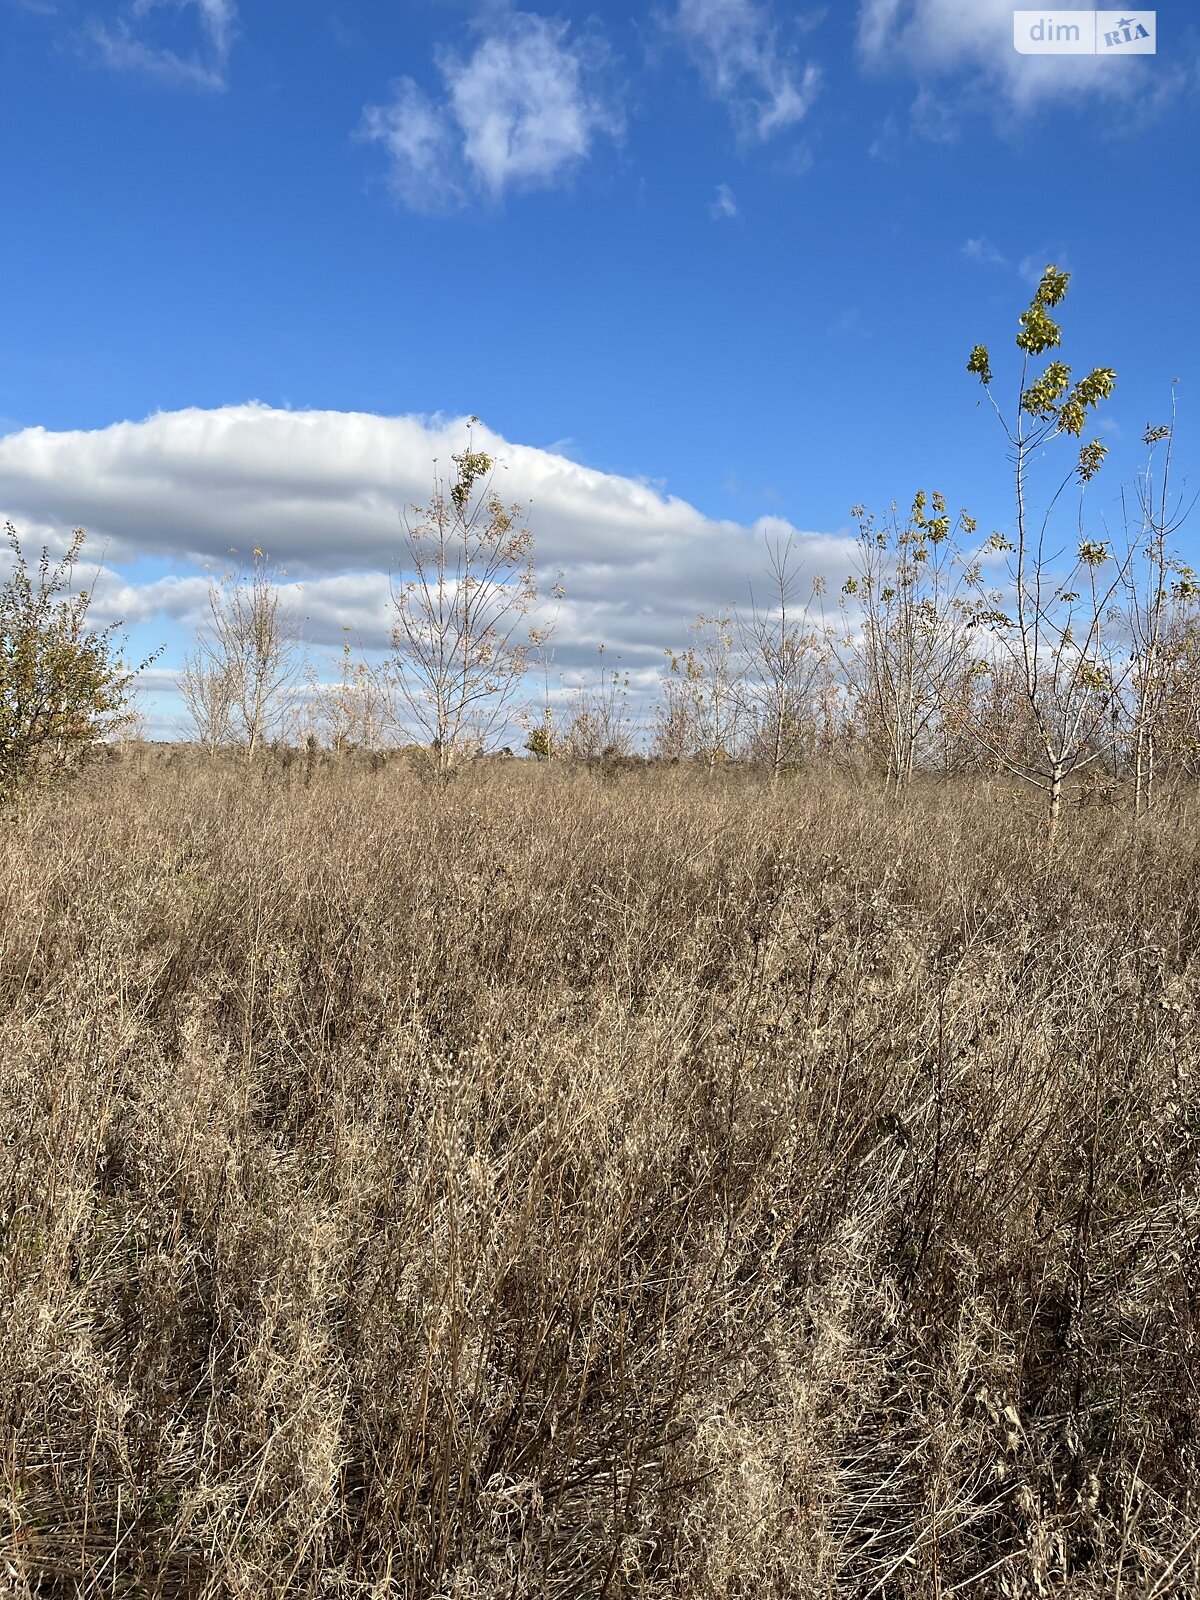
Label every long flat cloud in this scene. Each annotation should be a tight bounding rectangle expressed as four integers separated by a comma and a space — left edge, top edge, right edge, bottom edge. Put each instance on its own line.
0, 404, 851, 683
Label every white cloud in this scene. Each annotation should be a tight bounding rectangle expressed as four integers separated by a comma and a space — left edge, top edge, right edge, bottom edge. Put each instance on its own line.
360, 13, 622, 210
857, 0, 1168, 115
670, 0, 821, 141
0, 404, 851, 680
962, 236, 1006, 267
709, 182, 738, 218
80, 571, 215, 630
87, 0, 237, 90
359, 83, 460, 211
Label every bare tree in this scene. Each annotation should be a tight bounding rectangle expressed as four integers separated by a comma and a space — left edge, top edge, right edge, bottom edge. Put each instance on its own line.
563, 645, 636, 760
658, 613, 745, 771
965, 266, 1127, 834
178, 645, 235, 755
390, 428, 538, 780
181, 548, 303, 759
310, 631, 395, 755
738, 536, 826, 784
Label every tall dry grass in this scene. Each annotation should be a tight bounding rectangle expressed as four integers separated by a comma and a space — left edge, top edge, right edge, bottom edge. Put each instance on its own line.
1, 753, 1198, 1597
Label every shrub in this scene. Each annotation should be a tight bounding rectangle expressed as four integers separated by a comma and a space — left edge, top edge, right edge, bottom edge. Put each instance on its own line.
0, 523, 154, 802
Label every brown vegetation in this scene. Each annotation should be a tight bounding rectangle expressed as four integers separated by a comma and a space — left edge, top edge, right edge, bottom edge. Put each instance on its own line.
2, 751, 1199, 1596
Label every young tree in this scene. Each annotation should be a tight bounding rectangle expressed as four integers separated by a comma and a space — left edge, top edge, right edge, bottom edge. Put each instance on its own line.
659, 612, 745, 771
836, 492, 977, 788
178, 639, 235, 756
1121, 395, 1199, 817
391, 428, 538, 780
311, 630, 394, 755
939, 653, 1035, 779
965, 266, 1125, 834
0, 524, 156, 799
181, 548, 303, 760
563, 645, 636, 760
519, 572, 566, 763
738, 536, 826, 784
1151, 611, 1200, 782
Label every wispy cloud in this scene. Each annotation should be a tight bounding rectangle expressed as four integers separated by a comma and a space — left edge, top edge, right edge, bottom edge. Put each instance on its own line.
360, 86, 457, 210
360, 12, 622, 212
709, 181, 738, 218
86, 0, 237, 90
867, 109, 900, 160
962, 236, 1006, 267
857, 0, 1176, 118
908, 83, 957, 143
669, 0, 821, 142
959, 239, 1073, 292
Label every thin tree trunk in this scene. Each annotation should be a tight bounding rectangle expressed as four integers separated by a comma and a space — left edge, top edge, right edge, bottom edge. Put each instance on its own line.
1048, 766, 1064, 836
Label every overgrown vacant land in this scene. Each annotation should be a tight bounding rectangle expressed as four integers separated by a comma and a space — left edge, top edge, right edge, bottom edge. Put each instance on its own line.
2, 756, 1199, 1598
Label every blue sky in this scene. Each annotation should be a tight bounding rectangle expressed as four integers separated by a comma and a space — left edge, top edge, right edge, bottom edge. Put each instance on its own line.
2, 0, 1199, 733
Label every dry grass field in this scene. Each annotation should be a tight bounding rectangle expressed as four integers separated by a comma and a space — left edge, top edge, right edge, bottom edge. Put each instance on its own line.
2, 753, 1198, 1597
